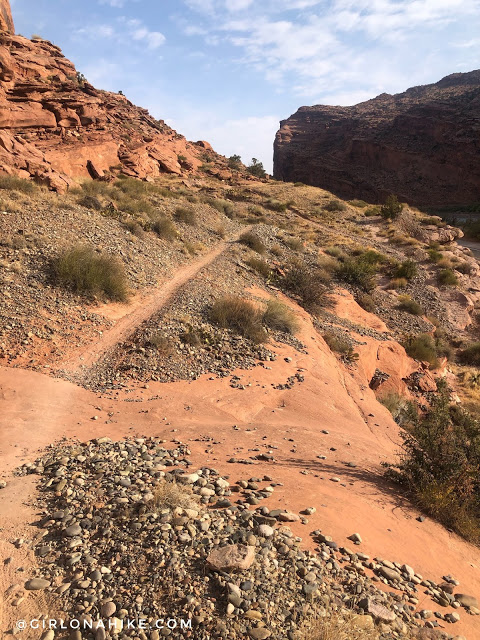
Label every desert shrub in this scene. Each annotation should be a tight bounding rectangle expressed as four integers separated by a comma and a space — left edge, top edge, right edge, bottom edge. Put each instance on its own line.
456, 261, 475, 275
349, 199, 368, 208
0, 175, 36, 193
364, 206, 380, 216
123, 219, 145, 237
265, 199, 287, 212
380, 194, 403, 220
379, 392, 417, 427
335, 254, 379, 292
459, 342, 480, 367
152, 216, 178, 241
394, 259, 418, 281
209, 296, 266, 343
174, 206, 196, 225
403, 334, 438, 367
213, 223, 226, 238
284, 236, 304, 251
246, 256, 271, 278
78, 195, 102, 210
148, 333, 173, 356
152, 480, 199, 512
324, 246, 347, 259
282, 262, 331, 312
115, 195, 154, 217
247, 158, 267, 178
323, 331, 358, 361
239, 231, 266, 254
398, 295, 423, 316
228, 154, 242, 169
270, 243, 283, 256
53, 246, 128, 301
388, 277, 408, 289
427, 248, 442, 263
356, 292, 375, 312
207, 198, 235, 218
248, 205, 265, 217
294, 182, 305, 187
323, 199, 346, 212
263, 299, 299, 334
437, 268, 458, 286
115, 177, 148, 197
386, 381, 480, 544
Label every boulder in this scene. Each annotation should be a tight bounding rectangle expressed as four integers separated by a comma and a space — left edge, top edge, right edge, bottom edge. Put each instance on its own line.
206, 544, 255, 571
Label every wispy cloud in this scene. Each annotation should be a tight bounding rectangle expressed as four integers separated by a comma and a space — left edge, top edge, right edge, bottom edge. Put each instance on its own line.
75, 16, 165, 51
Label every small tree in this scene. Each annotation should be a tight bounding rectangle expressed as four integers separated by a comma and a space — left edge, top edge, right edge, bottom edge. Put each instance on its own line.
228, 154, 242, 169
380, 194, 403, 220
247, 158, 267, 178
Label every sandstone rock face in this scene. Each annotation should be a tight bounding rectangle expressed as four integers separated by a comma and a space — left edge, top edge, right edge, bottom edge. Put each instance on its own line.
0, 0, 14, 34
0, 6, 216, 192
274, 70, 480, 206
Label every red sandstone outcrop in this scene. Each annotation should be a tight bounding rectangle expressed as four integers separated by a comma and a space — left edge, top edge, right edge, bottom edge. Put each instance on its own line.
274, 71, 480, 206
0, 3, 220, 192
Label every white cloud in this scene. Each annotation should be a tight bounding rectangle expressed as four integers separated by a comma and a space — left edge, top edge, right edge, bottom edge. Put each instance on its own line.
75, 16, 165, 52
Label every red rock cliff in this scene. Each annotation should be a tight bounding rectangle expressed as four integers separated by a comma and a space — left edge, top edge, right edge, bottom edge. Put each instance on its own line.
0, 6, 217, 192
273, 71, 480, 206
0, 0, 14, 34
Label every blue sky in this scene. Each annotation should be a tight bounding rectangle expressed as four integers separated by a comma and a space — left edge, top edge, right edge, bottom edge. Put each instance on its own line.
11, 0, 480, 172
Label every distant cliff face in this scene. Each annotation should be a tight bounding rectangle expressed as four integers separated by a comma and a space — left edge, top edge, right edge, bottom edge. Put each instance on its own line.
0, 2, 219, 192
0, 0, 14, 34
273, 71, 480, 206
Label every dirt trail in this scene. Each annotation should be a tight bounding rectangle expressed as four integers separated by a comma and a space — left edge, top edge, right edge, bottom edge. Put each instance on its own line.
60, 233, 241, 375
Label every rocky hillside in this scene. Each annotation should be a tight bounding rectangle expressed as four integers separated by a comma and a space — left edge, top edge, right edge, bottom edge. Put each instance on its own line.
273, 71, 480, 206
0, 1, 228, 192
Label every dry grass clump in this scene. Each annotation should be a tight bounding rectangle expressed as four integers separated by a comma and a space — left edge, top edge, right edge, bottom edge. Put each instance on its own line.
437, 268, 458, 286
210, 296, 267, 343
246, 256, 271, 278
239, 231, 266, 254
300, 613, 379, 640
152, 216, 178, 241
263, 299, 299, 334
397, 295, 423, 316
388, 277, 408, 289
284, 236, 304, 251
282, 261, 332, 312
174, 206, 197, 225
53, 246, 128, 301
458, 342, 480, 367
0, 174, 37, 194
151, 480, 199, 512
148, 333, 173, 356
323, 331, 358, 361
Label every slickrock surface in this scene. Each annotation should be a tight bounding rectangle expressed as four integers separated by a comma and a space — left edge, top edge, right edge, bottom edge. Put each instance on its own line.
274, 71, 480, 206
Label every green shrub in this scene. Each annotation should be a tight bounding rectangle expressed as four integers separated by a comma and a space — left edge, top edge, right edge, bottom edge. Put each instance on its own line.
438, 268, 458, 286
246, 256, 271, 278
386, 382, 480, 544
335, 255, 378, 292
459, 342, 480, 367
379, 392, 417, 427
152, 216, 178, 241
397, 295, 423, 316
239, 231, 266, 254
53, 246, 128, 301
247, 158, 267, 178
0, 175, 37, 193
427, 248, 442, 263
380, 194, 403, 220
389, 277, 408, 289
263, 299, 299, 334
209, 296, 266, 343
228, 154, 242, 169
115, 177, 148, 197
364, 206, 380, 217
394, 259, 418, 281
403, 334, 438, 367
282, 262, 331, 312
174, 206, 196, 225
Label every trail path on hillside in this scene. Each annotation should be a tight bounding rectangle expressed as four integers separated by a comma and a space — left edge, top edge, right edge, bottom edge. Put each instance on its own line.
60, 231, 244, 376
